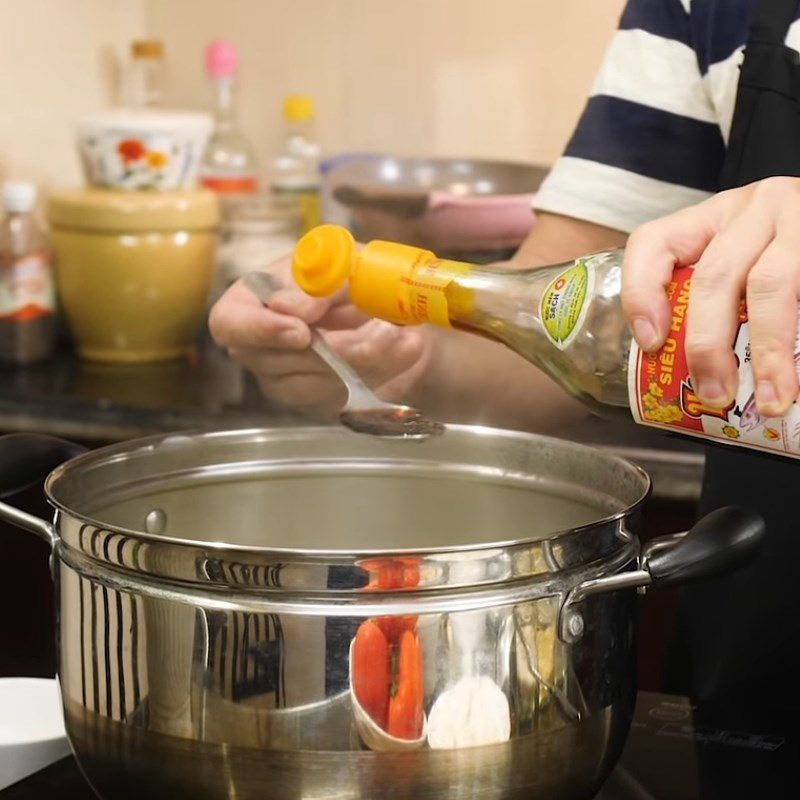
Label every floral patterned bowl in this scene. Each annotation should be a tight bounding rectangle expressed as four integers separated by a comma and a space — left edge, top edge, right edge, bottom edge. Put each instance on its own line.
75, 109, 213, 191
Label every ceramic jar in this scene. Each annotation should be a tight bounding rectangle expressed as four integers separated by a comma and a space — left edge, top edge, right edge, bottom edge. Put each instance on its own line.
48, 188, 219, 362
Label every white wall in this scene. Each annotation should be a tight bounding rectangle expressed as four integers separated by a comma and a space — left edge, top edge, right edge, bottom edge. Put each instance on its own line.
148, 0, 625, 172
0, 0, 625, 189
0, 0, 146, 189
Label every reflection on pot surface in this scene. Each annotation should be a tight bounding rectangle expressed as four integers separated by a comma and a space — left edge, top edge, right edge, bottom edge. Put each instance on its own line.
60, 565, 635, 799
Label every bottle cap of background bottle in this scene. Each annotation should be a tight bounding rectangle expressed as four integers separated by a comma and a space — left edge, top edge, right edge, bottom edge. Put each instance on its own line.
284, 95, 314, 123
2, 182, 37, 213
132, 39, 163, 60
205, 39, 238, 79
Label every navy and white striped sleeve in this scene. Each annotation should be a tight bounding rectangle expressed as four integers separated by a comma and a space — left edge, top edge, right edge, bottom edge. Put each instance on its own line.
534, 0, 726, 233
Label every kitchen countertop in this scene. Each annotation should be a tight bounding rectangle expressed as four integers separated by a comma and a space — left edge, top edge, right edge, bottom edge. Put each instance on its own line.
0, 337, 705, 500
0, 336, 300, 443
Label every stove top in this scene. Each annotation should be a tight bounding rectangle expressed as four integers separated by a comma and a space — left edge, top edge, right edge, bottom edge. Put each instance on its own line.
596, 692, 792, 799
1, 692, 793, 799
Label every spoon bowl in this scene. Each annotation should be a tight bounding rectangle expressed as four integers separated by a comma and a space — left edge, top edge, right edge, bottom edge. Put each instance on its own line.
340, 406, 444, 439
241, 272, 445, 440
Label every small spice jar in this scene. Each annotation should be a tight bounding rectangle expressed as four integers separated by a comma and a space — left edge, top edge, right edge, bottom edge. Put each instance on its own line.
218, 201, 299, 280
48, 188, 219, 362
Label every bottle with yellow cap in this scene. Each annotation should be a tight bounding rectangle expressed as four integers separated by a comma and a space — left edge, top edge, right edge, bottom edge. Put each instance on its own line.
269, 95, 321, 234
291, 224, 800, 460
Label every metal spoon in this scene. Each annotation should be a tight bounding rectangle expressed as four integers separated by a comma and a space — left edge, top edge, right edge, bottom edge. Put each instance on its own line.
241, 272, 445, 439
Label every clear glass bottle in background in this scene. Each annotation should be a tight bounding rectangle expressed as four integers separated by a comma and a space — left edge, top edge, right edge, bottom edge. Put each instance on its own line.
199, 39, 259, 212
0, 183, 56, 365
126, 39, 165, 108
270, 95, 321, 234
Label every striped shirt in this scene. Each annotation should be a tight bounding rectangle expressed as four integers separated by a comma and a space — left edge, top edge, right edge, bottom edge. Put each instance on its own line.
533, 0, 800, 233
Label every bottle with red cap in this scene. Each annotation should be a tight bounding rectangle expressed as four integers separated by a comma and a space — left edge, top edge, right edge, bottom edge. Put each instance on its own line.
199, 39, 259, 209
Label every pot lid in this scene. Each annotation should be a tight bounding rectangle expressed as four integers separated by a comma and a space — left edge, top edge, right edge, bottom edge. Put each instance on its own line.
45, 426, 649, 599
47, 188, 220, 232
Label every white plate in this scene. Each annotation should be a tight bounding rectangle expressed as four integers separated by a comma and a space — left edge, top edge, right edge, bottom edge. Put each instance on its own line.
0, 678, 70, 790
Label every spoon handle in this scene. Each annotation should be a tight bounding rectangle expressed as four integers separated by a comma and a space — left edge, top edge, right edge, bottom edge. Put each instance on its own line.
240, 271, 382, 408
240, 271, 283, 303
306, 329, 381, 408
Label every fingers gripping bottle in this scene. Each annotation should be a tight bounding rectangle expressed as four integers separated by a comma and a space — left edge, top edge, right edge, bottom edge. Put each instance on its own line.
292, 224, 800, 460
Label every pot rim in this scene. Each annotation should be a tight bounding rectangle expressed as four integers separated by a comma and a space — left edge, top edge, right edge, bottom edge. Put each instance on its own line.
44, 424, 652, 559
56, 536, 640, 615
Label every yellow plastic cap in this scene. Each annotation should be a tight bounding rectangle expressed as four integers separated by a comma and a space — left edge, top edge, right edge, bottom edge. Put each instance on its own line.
292, 224, 356, 297
284, 95, 314, 122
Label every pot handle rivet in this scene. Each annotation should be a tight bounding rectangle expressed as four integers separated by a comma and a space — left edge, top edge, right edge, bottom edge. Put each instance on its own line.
562, 610, 585, 643
145, 509, 167, 535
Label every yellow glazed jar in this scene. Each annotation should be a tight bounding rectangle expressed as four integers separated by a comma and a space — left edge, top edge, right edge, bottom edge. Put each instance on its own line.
48, 188, 219, 362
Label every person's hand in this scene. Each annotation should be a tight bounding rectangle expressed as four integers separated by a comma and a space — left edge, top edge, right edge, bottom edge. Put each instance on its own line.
622, 177, 800, 417
208, 254, 433, 417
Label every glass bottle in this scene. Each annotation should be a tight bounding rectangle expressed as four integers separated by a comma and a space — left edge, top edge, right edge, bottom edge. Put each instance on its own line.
290, 224, 800, 460
0, 182, 56, 364
199, 39, 259, 211
126, 39, 164, 108
269, 95, 321, 234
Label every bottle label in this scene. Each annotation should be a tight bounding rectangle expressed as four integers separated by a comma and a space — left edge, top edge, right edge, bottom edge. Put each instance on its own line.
540, 259, 595, 350
200, 175, 259, 195
628, 266, 800, 458
398, 256, 470, 327
0, 252, 55, 322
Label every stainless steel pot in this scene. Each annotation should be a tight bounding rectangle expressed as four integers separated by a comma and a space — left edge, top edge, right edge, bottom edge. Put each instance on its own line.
0, 426, 764, 800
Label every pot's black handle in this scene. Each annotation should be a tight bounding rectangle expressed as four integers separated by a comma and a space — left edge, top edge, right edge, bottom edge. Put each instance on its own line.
0, 433, 88, 499
646, 505, 766, 588
558, 505, 768, 643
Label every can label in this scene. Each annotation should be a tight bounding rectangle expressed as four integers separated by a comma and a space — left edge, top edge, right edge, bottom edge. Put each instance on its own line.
0, 252, 55, 322
540, 259, 595, 349
628, 266, 800, 458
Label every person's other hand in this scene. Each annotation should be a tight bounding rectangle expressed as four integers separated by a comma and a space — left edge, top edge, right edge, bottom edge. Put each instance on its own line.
622, 177, 800, 417
208, 254, 433, 417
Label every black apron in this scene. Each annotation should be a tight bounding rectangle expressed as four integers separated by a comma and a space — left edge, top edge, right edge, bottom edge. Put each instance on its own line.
664, 0, 800, 708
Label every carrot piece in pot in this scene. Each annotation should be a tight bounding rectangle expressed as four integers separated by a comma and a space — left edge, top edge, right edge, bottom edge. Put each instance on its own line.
387, 629, 424, 739
352, 620, 391, 728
